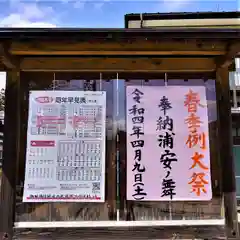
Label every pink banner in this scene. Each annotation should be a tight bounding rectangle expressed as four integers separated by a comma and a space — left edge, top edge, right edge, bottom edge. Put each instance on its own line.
126, 86, 212, 201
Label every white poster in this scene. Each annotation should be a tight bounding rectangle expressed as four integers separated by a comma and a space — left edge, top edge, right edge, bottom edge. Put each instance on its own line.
126, 86, 212, 201
23, 91, 106, 202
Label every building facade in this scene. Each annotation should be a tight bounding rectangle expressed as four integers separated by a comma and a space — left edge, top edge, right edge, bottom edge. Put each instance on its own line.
230, 59, 240, 200
125, 10, 240, 202
0, 18, 239, 239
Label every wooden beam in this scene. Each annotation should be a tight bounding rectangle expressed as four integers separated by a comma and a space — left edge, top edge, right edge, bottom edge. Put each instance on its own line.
0, 63, 5, 71
0, 44, 19, 69
216, 42, 240, 69
10, 40, 227, 56
12, 50, 225, 56
0, 70, 20, 239
216, 67, 239, 238
20, 57, 216, 72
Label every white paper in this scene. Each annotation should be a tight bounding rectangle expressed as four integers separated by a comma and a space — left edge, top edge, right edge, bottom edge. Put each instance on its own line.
23, 91, 106, 202
126, 86, 212, 201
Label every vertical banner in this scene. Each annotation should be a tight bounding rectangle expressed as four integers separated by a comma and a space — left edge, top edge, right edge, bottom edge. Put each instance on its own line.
126, 86, 212, 201
23, 91, 106, 202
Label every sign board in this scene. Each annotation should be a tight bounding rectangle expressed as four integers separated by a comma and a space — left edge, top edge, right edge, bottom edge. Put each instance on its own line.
23, 91, 106, 202
126, 86, 212, 201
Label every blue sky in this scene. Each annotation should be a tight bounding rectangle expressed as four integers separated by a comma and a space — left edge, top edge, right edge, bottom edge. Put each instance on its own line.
0, 0, 238, 28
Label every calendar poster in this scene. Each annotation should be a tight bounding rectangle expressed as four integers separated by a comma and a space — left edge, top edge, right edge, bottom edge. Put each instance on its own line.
22, 91, 106, 202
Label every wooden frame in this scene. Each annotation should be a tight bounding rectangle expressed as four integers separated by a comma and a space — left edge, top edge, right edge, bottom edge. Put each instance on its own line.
0, 70, 20, 240
10, 40, 226, 56
0, 28, 239, 239
20, 57, 216, 72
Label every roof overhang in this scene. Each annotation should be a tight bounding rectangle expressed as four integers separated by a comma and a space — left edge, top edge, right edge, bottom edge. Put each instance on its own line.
125, 11, 240, 29
0, 28, 239, 71
0, 28, 239, 40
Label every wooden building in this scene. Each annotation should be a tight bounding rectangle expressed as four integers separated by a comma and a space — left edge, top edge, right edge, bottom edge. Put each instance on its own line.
125, 9, 240, 211
124, 11, 240, 29
0, 26, 239, 239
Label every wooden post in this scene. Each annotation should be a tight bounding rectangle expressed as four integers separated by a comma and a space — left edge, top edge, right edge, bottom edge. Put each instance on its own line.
108, 80, 117, 220
0, 70, 20, 239
96, 79, 117, 220
216, 67, 239, 239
